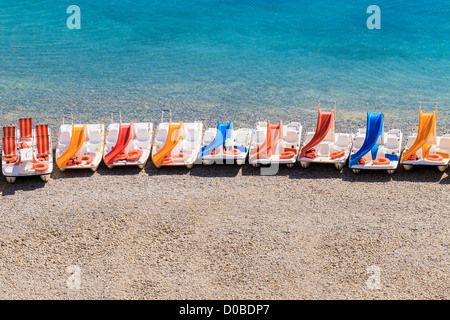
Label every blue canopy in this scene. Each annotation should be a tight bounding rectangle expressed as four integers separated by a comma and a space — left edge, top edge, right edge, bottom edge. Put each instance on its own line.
350, 112, 383, 167
201, 120, 232, 157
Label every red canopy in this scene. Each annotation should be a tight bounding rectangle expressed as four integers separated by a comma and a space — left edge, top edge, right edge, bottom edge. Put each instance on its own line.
299, 104, 335, 159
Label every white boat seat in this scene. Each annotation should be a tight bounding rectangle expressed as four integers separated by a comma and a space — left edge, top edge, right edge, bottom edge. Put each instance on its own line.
135, 126, 149, 142
130, 140, 148, 150
89, 128, 103, 144
156, 128, 167, 142
255, 130, 266, 144
336, 134, 350, 148
303, 132, 315, 145
406, 136, 416, 148
386, 137, 399, 149
185, 128, 198, 143
388, 129, 401, 136
59, 131, 71, 145
235, 131, 248, 145
438, 137, 450, 149
318, 142, 329, 156
285, 130, 298, 143
354, 136, 365, 149
106, 128, 119, 143
203, 130, 216, 145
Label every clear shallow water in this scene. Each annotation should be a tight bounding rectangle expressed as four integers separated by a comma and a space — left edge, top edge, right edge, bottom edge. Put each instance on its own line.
0, 0, 448, 132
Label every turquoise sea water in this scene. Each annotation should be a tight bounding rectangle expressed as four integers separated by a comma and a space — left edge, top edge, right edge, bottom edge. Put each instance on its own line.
0, 1, 448, 131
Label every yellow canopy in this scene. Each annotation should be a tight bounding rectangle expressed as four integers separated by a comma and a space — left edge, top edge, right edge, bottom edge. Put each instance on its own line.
401, 104, 437, 163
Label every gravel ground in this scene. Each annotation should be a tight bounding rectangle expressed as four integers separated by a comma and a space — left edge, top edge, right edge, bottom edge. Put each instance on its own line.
0, 160, 448, 299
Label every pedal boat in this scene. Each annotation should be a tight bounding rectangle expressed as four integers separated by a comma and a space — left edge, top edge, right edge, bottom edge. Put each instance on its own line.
298, 101, 353, 170
201, 120, 251, 165
103, 112, 153, 169
2, 118, 53, 183
401, 103, 449, 172
349, 105, 402, 174
248, 120, 302, 168
151, 110, 203, 169
55, 113, 105, 172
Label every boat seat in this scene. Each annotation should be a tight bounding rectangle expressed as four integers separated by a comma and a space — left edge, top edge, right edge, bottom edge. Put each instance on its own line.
185, 128, 198, 143
388, 129, 401, 136
128, 140, 148, 150
3, 126, 16, 138
318, 142, 330, 156
36, 135, 50, 156
203, 129, 216, 145
106, 128, 119, 143
336, 134, 350, 148
386, 136, 399, 150
303, 132, 315, 146
135, 125, 149, 142
438, 137, 450, 150
156, 128, 168, 142
255, 130, 266, 144
285, 130, 298, 144
235, 131, 248, 145
88, 128, 103, 144
59, 130, 72, 146
354, 136, 365, 149
406, 136, 416, 148
2, 137, 16, 156
19, 118, 33, 139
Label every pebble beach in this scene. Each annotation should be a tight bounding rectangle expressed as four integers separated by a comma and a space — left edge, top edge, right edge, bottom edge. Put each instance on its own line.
0, 152, 448, 299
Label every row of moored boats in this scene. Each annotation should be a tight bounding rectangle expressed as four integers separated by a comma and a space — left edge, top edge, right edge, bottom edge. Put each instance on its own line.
2, 103, 449, 183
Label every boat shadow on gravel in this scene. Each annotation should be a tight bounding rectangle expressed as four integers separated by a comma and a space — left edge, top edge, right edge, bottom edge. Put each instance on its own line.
1, 159, 447, 196
338, 165, 447, 183
0, 175, 47, 196
440, 174, 449, 184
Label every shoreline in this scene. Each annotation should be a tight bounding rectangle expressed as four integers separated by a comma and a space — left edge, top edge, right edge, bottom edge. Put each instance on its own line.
0, 106, 448, 147
0, 159, 448, 299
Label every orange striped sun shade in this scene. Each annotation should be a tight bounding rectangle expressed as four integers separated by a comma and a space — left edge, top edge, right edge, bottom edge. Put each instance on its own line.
3, 126, 16, 138
19, 118, 32, 138
2, 137, 16, 156
35, 124, 48, 137
36, 136, 50, 155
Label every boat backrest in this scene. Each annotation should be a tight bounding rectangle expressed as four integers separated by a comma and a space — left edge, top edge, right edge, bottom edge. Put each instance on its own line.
203, 130, 216, 145
36, 125, 50, 155
439, 137, 450, 149
106, 127, 119, 143
388, 129, 401, 136
156, 128, 168, 142
3, 126, 16, 138
336, 134, 350, 148
36, 124, 48, 136
285, 129, 298, 143
88, 127, 103, 144
36, 134, 50, 155
135, 125, 149, 142
386, 136, 398, 150
354, 136, 365, 149
185, 127, 198, 143
258, 121, 267, 127
19, 118, 32, 138
235, 131, 247, 145
255, 129, 266, 144
59, 130, 72, 146
303, 132, 314, 146
2, 137, 16, 156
